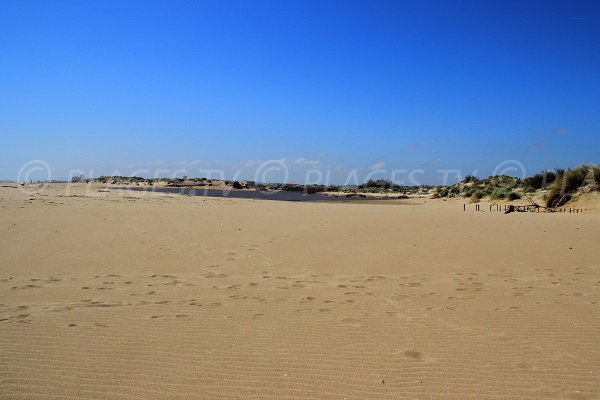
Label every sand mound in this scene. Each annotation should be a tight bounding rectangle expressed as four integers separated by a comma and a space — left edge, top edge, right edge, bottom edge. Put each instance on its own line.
565, 189, 600, 212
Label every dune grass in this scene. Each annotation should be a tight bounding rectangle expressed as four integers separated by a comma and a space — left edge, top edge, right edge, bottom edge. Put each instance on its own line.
545, 165, 600, 207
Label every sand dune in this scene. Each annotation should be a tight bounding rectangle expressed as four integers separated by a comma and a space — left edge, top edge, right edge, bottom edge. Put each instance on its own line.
1, 185, 599, 399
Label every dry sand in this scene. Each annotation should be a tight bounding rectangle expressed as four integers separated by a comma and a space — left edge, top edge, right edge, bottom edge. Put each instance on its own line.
1, 184, 599, 399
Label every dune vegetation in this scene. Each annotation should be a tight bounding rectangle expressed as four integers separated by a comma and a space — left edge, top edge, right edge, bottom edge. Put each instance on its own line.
432, 164, 599, 207
544, 165, 600, 207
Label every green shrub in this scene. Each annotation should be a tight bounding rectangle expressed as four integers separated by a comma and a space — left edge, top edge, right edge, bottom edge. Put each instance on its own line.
524, 170, 559, 189
448, 186, 461, 196
432, 187, 448, 198
490, 188, 508, 200
507, 191, 521, 201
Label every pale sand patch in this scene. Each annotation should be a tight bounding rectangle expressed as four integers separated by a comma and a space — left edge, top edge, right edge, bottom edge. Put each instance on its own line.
1, 184, 599, 399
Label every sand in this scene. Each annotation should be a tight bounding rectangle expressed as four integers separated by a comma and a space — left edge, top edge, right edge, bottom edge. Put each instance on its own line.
1, 184, 599, 399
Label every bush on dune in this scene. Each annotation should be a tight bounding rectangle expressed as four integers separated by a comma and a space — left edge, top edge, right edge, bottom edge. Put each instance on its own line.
490, 188, 508, 200
432, 187, 448, 198
468, 190, 483, 202
546, 165, 600, 207
524, 169, 561, 189
507, 191, 521, 201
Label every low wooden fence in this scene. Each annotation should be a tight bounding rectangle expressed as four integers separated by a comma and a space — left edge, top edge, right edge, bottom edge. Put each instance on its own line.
464, 203, 586, 213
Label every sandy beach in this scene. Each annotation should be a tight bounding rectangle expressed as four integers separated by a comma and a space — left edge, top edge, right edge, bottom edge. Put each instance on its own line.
1, 184, 599, 399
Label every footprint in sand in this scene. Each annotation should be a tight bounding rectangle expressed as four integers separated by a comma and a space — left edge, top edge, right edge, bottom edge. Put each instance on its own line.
202, 272, 229, 279
404, 350, 422, 360
150, 314, 189, 320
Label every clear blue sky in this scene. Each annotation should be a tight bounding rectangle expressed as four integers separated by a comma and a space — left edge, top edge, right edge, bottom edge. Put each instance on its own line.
1, 0, 599, 184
